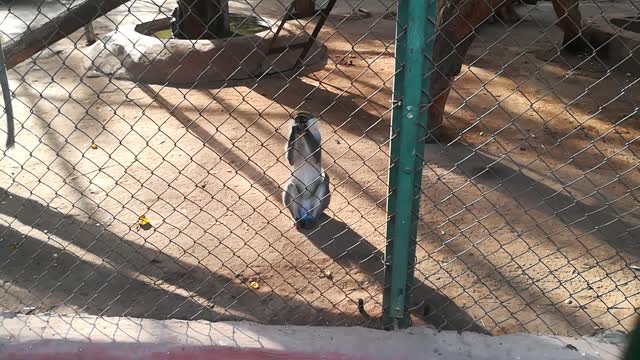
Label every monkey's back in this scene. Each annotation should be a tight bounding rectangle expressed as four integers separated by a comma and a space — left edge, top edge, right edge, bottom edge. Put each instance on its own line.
286, 115, 326, 202
292, 161, 323, 192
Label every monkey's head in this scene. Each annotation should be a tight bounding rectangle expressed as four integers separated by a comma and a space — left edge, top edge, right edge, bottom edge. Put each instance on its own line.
293, 111, 315, 134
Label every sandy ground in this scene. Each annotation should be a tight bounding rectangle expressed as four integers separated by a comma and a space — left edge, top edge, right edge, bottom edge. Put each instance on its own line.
0, 0, 638, 337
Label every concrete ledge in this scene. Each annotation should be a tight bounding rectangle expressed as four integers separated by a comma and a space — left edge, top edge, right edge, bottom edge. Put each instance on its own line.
585, 14, 640, 75
83, 17, 326, 86
0, 314, 626, 360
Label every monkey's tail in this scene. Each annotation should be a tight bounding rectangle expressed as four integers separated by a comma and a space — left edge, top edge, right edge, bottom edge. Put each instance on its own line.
0, 41, 15, 149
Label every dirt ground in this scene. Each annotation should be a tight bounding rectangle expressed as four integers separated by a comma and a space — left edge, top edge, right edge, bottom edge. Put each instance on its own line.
0, 0, 638, 337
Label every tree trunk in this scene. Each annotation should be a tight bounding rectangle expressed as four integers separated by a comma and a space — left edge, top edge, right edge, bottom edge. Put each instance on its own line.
172, 0, 230, 39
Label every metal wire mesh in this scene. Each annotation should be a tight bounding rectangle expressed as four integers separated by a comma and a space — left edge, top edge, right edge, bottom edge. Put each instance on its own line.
0, 0, 637, 338
412, 0, 640, 336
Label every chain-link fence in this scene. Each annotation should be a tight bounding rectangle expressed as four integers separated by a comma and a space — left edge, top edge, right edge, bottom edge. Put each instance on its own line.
0, 0, 638, 339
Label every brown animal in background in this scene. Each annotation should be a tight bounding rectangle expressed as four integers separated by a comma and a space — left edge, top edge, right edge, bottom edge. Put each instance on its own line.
426, 0, 584, 141
493, 0, 522, 24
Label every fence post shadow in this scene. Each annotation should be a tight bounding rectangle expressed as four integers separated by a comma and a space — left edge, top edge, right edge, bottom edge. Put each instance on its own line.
426, 142, 639, 256
421, 141, 639, 334
302, 215, 489, 334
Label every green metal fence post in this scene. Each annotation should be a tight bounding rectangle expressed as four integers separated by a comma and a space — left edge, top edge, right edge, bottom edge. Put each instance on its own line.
382, 0, 436, 330
623, 317, 640, 360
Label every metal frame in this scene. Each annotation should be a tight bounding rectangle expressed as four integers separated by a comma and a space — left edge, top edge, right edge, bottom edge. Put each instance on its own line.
0, 40, 14, 149
264, 0, 337, 64
382, 0, 436, 330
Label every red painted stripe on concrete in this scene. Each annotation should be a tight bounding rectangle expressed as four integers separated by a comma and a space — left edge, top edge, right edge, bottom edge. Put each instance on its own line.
2, 343, 384, 360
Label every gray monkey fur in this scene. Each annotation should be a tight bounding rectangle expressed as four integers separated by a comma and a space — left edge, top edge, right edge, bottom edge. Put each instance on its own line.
282, 112, 330, 230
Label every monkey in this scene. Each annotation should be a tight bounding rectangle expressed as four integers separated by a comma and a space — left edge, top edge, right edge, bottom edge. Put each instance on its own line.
282, 111, 330, 230
0, 40, 14, 149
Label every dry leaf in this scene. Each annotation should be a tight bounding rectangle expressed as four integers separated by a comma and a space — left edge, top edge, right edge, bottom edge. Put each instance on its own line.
138, 215, 150, 227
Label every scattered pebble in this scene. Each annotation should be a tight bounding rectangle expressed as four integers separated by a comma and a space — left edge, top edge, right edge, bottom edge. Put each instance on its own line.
565, 299, 573, 305
323, 270, 333, 280
357, 8, 370, 17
